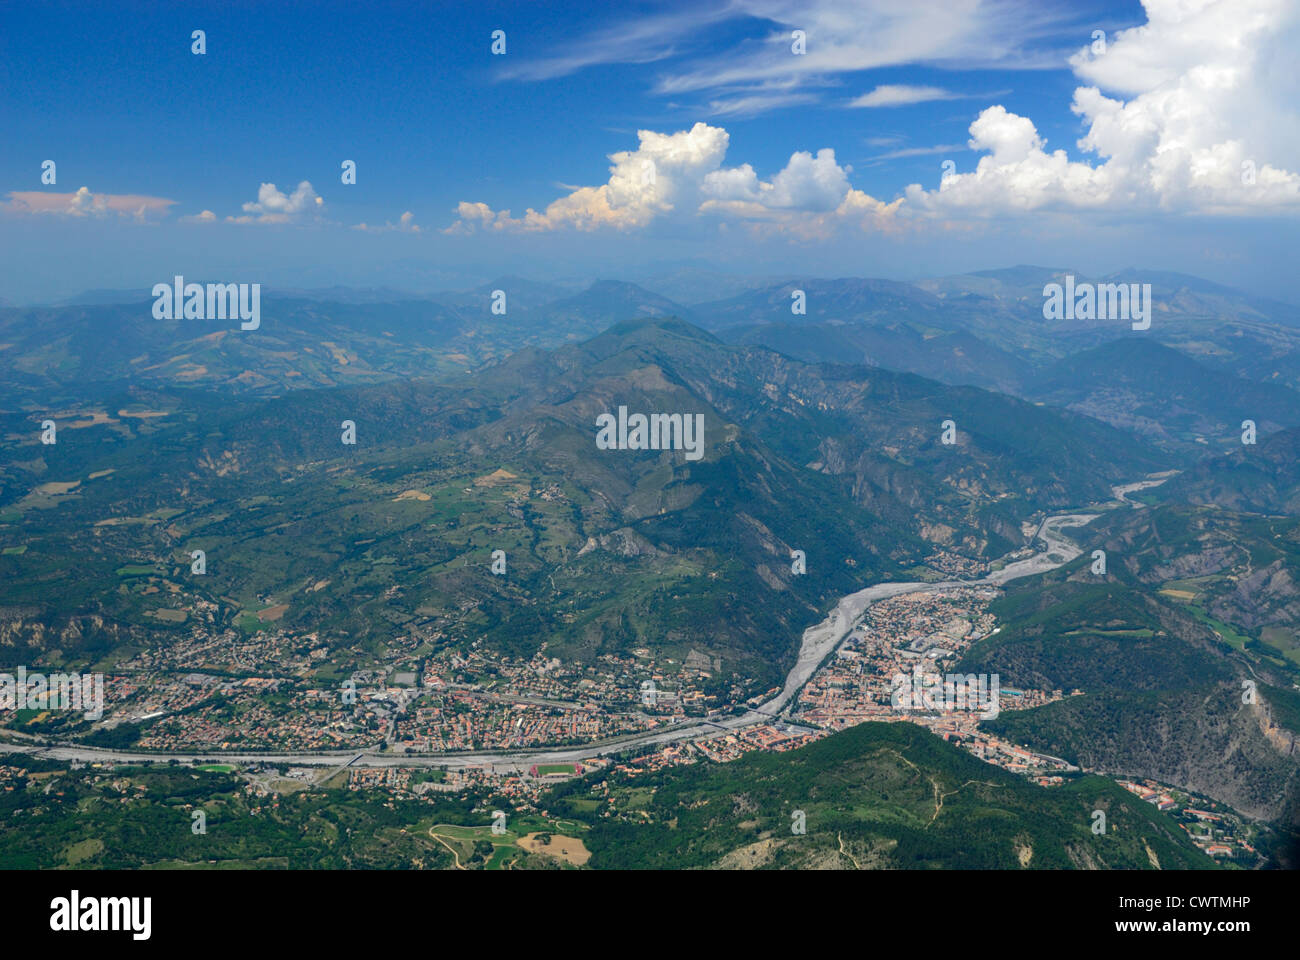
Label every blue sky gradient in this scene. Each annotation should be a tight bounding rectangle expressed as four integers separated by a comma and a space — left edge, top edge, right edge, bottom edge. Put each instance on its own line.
2, 0, 1297, 302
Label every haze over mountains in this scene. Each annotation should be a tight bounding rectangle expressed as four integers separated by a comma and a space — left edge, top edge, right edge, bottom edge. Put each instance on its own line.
4, 264, 1300, 867
5, 264, 1300, 686
0, 315, 1167, 682
9, 265, 1300, 409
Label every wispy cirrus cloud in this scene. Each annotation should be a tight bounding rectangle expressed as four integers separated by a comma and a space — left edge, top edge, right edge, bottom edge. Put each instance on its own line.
705, 90, 819, 118
501, 0, 1086, 117
849, 84, 959, 108
496, 4, 735, 82
453, 0, 1300, 235
867, 143, 968, 161
846, 83, 1013, 110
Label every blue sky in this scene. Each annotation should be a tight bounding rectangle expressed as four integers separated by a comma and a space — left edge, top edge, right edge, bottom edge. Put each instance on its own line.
2, 0, 1298, 303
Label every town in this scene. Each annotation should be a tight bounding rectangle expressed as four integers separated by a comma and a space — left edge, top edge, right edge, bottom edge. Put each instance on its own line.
0, 581, 1260, 868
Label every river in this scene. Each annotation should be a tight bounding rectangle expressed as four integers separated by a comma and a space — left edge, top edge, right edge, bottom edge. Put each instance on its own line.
2, 479, 1164, 773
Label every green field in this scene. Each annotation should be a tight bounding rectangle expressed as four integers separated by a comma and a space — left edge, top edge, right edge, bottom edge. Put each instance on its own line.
1261, 627, 1300, 666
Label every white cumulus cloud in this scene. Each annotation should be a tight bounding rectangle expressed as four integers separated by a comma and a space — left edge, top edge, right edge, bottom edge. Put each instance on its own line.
449, 122, 730, 233
701, 148, 852, 214
4, 186, 174, 221
353, 211, 420, 233
905, 0, 1300, 216
447, 123, 897, 236
230, 181, 325, 224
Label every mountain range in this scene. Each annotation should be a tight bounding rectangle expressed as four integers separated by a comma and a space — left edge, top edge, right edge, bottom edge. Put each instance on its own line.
4, 266, 1300, 865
